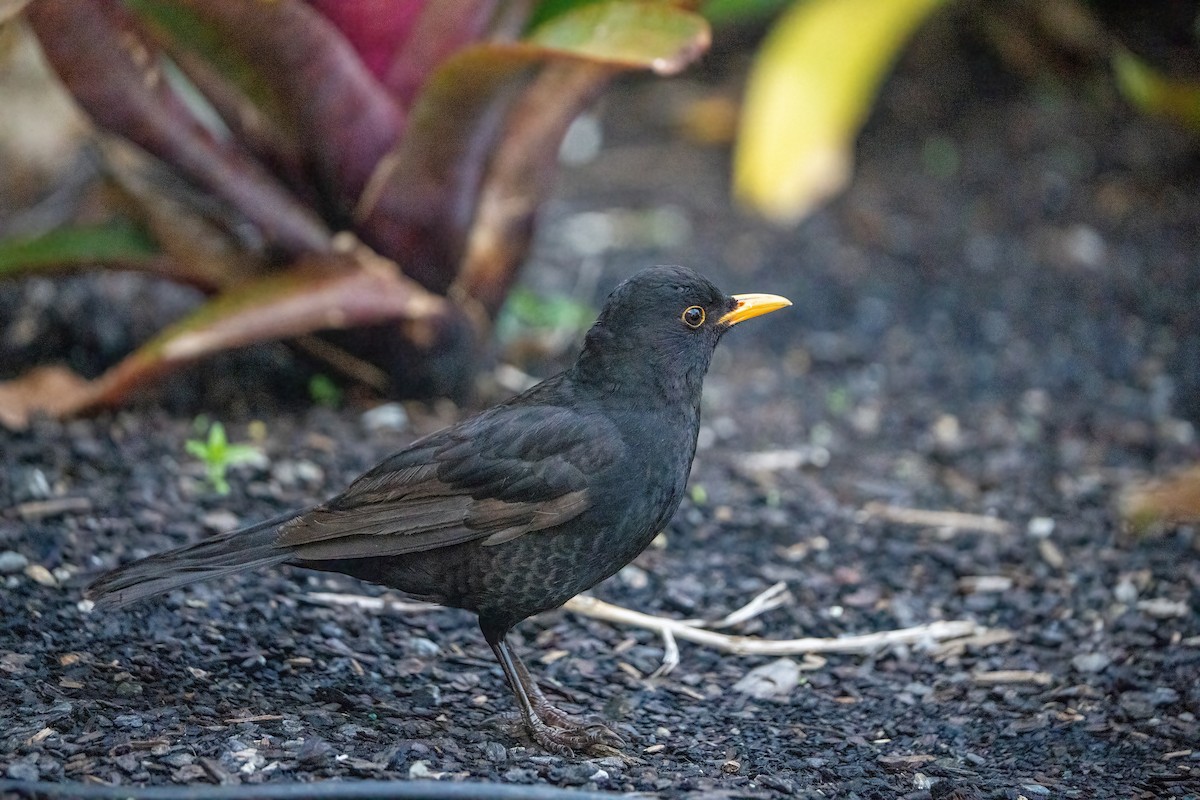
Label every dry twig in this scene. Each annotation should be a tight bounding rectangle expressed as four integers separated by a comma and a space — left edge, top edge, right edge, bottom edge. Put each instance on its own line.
861, 502, 1012, 535
305, 586, 994, 672
566, 594, 987, 658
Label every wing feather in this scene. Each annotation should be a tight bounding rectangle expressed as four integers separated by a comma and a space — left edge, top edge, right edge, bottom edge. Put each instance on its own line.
277, 401, 620, 560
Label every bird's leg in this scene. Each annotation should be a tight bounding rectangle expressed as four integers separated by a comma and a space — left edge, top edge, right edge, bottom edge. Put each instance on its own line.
489, 637, 624, 754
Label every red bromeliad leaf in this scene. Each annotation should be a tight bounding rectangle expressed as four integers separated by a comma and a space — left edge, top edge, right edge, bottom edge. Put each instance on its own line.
355, 46, 535, 293
0, 244, 455, 428
381, 1, 502, 109
142, 0, 405, 222
100, 138, 271, 291
25, 0, 332, 258
456, 2, 711, 313
309, 0, 426, 81
454, 61, 612, 315
359, 0, 710, 306
0, 0, 30, 25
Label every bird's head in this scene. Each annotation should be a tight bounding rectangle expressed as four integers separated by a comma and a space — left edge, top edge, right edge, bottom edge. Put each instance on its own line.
571, 265, 791, 402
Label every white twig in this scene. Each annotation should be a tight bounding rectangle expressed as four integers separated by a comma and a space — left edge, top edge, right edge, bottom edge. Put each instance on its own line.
682, 581, 792, 630
303, 592, 444, 614
565, 594, 989, 657
304, 588, 994, 665
860, 502, 1012, 535
651, 628, 680, 678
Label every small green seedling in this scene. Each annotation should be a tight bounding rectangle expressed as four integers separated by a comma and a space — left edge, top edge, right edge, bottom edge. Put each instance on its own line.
308, 373, 343, 408
185, 421, 261, 495
494, 287, 595, 343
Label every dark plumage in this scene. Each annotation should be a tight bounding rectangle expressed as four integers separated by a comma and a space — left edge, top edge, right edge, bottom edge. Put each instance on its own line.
88, 265, 790, 752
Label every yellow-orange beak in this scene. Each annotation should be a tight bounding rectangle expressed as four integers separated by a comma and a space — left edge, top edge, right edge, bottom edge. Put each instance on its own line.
718, 293, 792, 326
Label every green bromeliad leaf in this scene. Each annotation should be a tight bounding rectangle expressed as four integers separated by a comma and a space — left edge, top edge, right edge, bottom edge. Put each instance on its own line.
527, 0, 709, 75
0, 222, 160, 277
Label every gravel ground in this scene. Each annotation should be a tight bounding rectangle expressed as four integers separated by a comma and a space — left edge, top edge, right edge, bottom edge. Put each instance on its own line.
2, 15, 1199, 800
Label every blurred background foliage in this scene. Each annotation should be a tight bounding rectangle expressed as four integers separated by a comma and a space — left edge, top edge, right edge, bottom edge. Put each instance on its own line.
0, 0, 1197, 429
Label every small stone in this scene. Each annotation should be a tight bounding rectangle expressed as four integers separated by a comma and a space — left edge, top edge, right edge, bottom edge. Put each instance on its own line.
1113, 578, 1138, 605
1119, 692, 1156, 719
272, 460, 324, 487
1071, 652, 1110, 674
1021, 784, 1050, 796
551, 763, 596, 786
0, 551, 29, 574
114, 714, 144, 729
1150, 687, 1180, 706
25, 564, 57, 586
408, 760, 433, 779
407, 637, 440, 657
733, 658, 801, 700
483, 741, 506, 763
296, 737, 333, 764
201, 510, 240, 532
6, 761, 38, 781
1026, 517, 1055, 538
503, 767, 538, 783
618, 564, 649, 589
362, 403, 409, 433
589, 768, 610, 782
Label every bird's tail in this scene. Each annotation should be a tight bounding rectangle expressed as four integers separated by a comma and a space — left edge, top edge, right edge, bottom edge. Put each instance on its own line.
86, 509, 303, 609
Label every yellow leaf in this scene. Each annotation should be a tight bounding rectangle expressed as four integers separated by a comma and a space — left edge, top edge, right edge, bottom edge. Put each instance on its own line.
735, 0, 950, 224
1113, 48, 1200, 132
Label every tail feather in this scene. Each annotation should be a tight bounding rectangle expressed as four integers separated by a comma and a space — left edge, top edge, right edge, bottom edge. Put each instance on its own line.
87, 509, 304, 609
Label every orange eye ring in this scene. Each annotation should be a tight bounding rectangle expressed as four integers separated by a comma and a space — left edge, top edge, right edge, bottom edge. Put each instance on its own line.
681, 306, 705, 328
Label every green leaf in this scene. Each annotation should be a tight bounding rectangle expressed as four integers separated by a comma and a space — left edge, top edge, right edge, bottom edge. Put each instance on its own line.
701, 0, 789, 27
527, 0, 605, 32
222, 444, 261, 464
1114, 47, 1200, 131
527, 0, 710, 75
308, 374, 343, 408
184, 440, 210, 459
0, 222, 159, 278
208, 421, 228, 453
734, 0, 950, 223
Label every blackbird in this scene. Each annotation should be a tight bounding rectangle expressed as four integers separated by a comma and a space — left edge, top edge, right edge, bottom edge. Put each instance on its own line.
87, 265, 790, 752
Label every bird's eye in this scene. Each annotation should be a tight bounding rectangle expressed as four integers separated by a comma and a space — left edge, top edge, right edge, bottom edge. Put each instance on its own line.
681, 306, 705, 328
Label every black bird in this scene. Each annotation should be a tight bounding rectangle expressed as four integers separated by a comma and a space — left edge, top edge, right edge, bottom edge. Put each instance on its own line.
88, 265, 790, 752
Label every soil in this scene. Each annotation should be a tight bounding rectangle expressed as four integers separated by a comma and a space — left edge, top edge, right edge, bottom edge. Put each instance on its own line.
2, 15, 1199, 800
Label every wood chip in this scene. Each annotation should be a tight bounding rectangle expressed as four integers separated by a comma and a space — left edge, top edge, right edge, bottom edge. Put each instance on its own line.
538, 649, 569, 664
958, 575, 1014, 594
14, 496, 92, 521
972, 670, 1053, 686
879, 754, 937, 768
27, 727, 55, 744
860, 502, 1012, 535
1038, 539, 1065, 569
617, 661, 643, 680
224, 714, 284, 725
24, 563, 57, 587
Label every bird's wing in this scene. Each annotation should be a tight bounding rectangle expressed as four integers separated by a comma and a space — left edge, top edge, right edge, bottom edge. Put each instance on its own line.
276, 403, 622, 561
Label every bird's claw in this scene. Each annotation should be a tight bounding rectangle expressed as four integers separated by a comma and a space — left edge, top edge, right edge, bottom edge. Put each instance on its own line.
526, 704, 625, 755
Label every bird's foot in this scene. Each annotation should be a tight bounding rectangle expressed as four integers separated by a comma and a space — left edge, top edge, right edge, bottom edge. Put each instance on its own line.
525, 702, 625, 755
